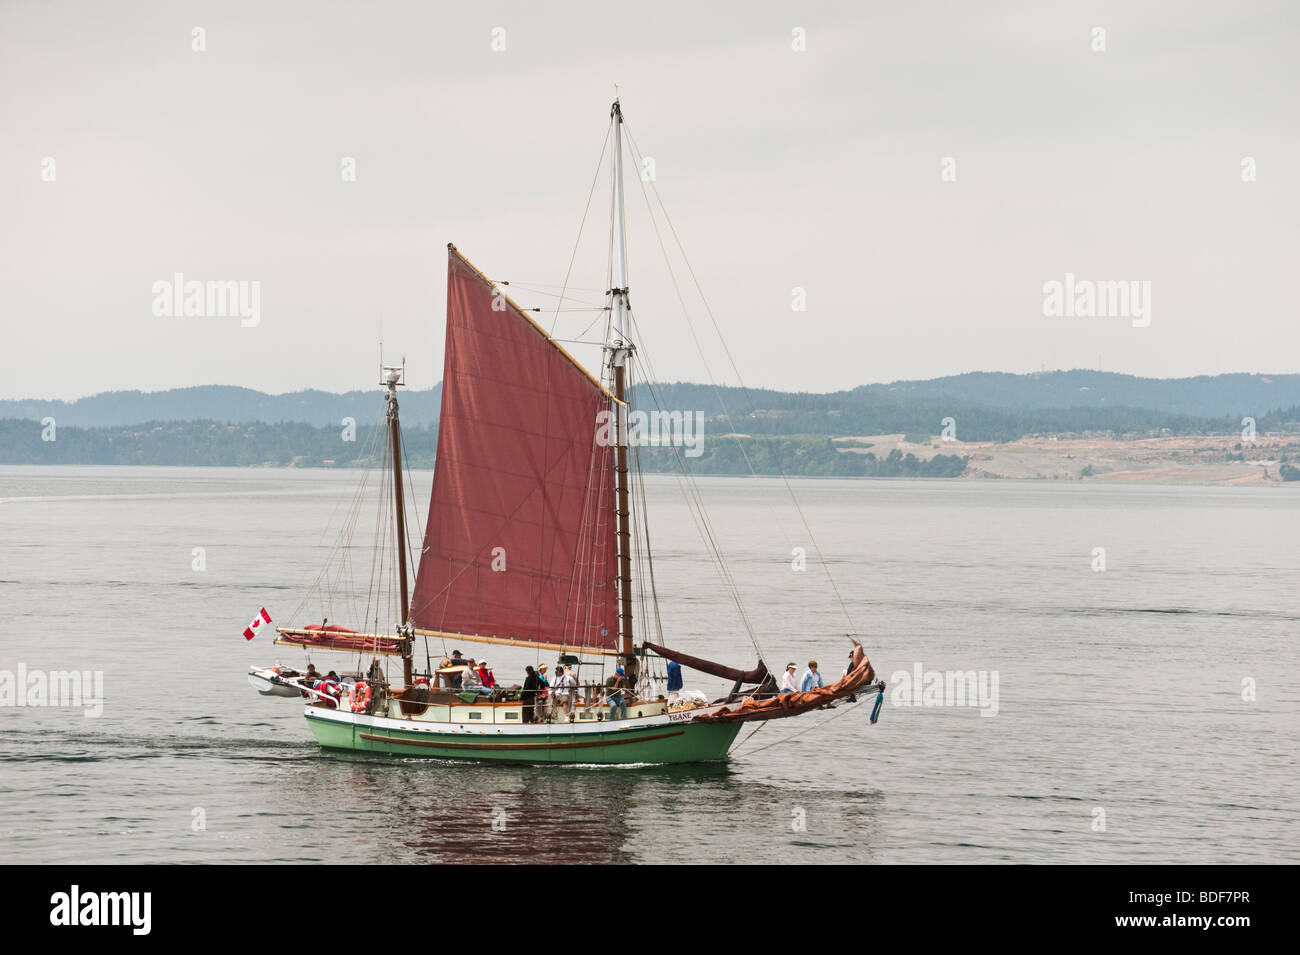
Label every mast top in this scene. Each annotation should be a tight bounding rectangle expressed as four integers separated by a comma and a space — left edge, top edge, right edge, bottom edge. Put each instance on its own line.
381, 360, 405, 394
608, 97, 632, 354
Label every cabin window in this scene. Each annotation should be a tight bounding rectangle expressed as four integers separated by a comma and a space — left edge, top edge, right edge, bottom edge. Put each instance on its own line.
468, 712, 482, 720
505, 712, 519, 720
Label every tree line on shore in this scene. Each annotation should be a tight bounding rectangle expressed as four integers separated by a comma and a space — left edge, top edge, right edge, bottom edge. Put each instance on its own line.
5, 400, 1300, 477
0, 419, 969, 477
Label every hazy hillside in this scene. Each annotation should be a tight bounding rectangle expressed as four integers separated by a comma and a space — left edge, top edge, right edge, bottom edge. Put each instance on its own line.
7, 368, 1300, 474
649, 372, 1300, 422
639, 382, 1276, 442
852, 371, 1300, 417
5, 372, 1297, 431
0, 385, 443, 428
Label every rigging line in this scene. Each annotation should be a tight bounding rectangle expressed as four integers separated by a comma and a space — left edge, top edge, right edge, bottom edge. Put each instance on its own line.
548, 116, 614, 337
295, 418, 380, 622
347, 418, 388, 630
606, 126, 757, 652
605, 155, 616, 351
623, 306, 763, 658
625, 361, 664, 644
339, 448, 376, 630
362, 428, 393, 657
523, 307, 610, 313
729, 720, 767, 754
624, 129, 858, 639
290, 416, 385, 626
613, 165, 766, 654
623, 121, 860, 636
571, 309, 614, 344
565, 413, 612, 651
630, 388, 665, 645
552, 336, 612, 348
493, 285, 607, 308
628, 342, 757, 642
618, 135, 786, 520
626, 366, 759, 665
398, 419, 426, 608
628, 433, 650, 652
493, 280, 608, 293
562, 420, 595, 647
729, 698, 866, 759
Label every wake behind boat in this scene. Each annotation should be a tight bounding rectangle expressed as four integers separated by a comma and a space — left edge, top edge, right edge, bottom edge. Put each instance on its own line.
248, 100, 885, 764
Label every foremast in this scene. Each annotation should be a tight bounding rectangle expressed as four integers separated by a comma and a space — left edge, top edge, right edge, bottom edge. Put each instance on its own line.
383, 362, 415, 686
607, 98, 636, 660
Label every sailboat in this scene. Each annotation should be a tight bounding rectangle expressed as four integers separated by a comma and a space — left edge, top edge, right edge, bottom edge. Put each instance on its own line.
252, 100, 884, 764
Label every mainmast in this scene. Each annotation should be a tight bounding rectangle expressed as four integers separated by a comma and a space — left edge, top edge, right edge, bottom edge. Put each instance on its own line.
608, 98, 636, 659
383, 361, 414, 686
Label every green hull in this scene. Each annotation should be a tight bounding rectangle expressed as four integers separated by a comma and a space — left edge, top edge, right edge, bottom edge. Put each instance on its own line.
306, 711, 741, 764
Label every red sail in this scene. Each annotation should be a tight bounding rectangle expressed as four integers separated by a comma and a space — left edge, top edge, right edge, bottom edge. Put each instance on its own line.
409, 246, 620, 652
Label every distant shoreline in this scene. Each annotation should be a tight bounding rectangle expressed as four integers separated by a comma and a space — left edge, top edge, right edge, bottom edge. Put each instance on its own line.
3, 432, 1298, 489
837, 433, 1299, 486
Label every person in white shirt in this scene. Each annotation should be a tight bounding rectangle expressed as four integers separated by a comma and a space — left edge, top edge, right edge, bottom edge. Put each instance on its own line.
553, 665, 578, 718
780, 662, 799, 694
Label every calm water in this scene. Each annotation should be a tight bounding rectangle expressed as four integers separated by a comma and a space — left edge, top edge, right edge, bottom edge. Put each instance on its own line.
1, 466, 1297, 863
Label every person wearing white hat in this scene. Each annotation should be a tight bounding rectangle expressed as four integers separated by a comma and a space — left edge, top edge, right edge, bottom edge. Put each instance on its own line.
780, 662, 799, 694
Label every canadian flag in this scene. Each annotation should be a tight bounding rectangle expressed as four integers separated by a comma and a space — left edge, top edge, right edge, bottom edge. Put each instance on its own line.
243, 607, 272, 641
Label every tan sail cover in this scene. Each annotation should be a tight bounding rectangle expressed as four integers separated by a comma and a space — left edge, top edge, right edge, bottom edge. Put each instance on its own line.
274, 624, 405, 656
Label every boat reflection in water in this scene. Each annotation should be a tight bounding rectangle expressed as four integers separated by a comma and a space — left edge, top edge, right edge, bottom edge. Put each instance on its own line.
277, 754, 883, 864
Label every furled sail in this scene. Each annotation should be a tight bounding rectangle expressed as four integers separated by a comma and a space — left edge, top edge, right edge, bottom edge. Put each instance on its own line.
693, 643, 879, 724
409, 246, 621, 653
642, 641, 768, 685
274, 625, 406, 656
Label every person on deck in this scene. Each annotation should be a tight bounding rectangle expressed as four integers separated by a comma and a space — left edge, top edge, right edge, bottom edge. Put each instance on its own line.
449, 650, 467, 688
800, 660, 824, 692
780, 662, 799, 694
537, 663, 551, 721
316, 673, 342, 707
666, 659, 683, 702
462, 659, 491, 696
553, 665, 577, 719
522, 666, 541, 723
622, 654, 640, 688
304, 664, 322, 684
606, 667, 629, 721
842, 649, 859, 703
477, 661, 497, 690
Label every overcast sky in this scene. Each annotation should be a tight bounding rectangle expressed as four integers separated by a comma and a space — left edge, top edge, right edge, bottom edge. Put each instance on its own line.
2, 0, 1297, 400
